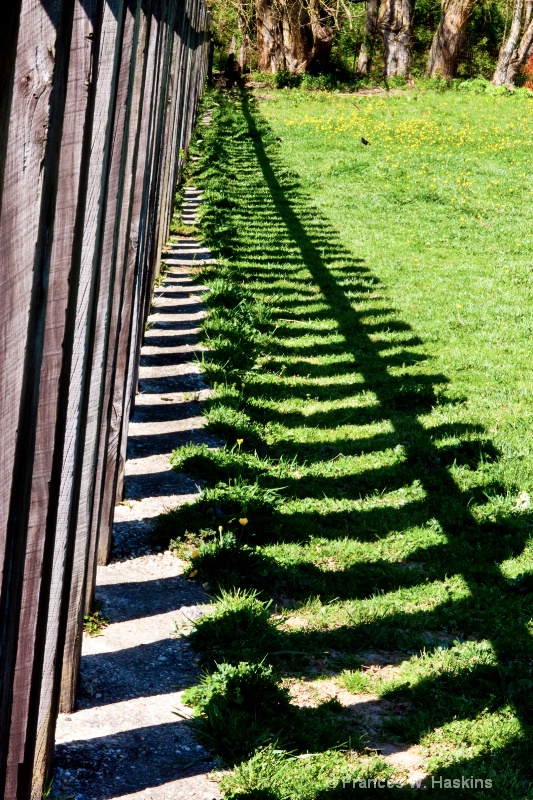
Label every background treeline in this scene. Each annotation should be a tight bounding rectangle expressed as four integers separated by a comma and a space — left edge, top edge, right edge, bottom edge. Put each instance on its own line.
209, 0, 533, 86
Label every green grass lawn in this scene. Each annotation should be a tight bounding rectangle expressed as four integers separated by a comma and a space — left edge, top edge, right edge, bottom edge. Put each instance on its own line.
163, 87, 533, 798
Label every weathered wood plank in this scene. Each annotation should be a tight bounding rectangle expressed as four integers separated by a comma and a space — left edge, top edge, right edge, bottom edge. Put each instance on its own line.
94, 0, 152, 566
83, 0, 143, 608
0, 1, 72, 793
58, 0, 126, 718
155, 3, 183, 263
59, 0, 126, 717
13, 3, 100, 794
0, 1, 23, 208
127, 0, 181, 415
114, 0, 168, 504
119, 0, 170, 445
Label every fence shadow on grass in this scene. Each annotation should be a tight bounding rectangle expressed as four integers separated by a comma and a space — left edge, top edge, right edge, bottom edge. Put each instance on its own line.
182, 91, 533, 795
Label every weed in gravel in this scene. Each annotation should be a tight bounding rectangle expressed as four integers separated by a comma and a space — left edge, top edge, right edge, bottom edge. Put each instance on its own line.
83, 602, 109, 637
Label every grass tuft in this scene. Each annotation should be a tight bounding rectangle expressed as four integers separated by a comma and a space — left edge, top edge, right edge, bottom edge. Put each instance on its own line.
187, 588, 278, 667
181, 661, 291, 763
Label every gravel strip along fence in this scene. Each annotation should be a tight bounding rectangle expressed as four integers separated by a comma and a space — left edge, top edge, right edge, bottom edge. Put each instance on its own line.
54, 192, 221, 800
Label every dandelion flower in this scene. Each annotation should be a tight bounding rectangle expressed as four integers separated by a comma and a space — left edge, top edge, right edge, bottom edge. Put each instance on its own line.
239, 518, 249, 526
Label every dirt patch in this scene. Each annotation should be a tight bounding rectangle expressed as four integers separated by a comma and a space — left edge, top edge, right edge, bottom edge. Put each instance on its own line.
283, 615, 310, 629
286, 677, 426, 785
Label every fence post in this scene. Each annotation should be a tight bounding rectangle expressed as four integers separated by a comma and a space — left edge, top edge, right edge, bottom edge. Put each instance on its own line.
59, 0, 128, 716
0, 2, 76, 794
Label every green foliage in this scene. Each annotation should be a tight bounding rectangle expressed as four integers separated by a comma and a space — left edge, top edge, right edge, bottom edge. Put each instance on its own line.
165, 89, 533, 794
206, 277, 249, 309
186, 532, 265, 589
83, 602, 109, 637
169, 443, 265, 483
181, 661, 291, 763
182, 658, 364, 765
221, 746, 392, 800
187, 588, 278, 666
200, 307, 266, 373
198, 255, 272, 381
339, 669, 374, 695
159, 478, 283, 543
204, 404, 263, 449
208, 0, 507, 84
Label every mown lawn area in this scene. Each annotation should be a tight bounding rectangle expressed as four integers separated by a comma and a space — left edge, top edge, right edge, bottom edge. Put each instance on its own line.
162, 87, 533, 798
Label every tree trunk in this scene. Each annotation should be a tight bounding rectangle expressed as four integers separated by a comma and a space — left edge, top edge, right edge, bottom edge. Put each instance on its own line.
282, 0, 314, 72
425, 0, 475, 79
492, 0, 524, 84
309, 23, 334, 71
308, 0, 334, 72
506, 17, 533, 84
379, 0, 412, 78
357, 0, 380, 76
525, 0, 533, 28
256, 0, 333, 75
238, 14, 250, 71
257, 0, 285, 72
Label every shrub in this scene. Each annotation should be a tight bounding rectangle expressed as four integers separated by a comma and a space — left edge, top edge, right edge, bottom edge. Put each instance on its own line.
524, 53, 533, 90
273, 70, 301, 89
457, 77, 490, 93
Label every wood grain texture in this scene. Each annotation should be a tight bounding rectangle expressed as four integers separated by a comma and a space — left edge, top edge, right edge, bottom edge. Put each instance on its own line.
115, 0, 163, 504
22, 4, 99, 794
59, 0, 126, 716
0, 1, 68, 793
84, 0, 142, 603
95, 0, 151, 566
121, 0, 168, 439
0, 0, 210, 795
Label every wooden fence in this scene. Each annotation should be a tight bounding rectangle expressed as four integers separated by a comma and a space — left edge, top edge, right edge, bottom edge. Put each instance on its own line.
0, 1, 210, 797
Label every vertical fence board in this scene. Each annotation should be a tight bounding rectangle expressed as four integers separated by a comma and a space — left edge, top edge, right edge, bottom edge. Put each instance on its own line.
0, 1, 72, 793
94, 0, 153, 566
9, 0, 98, 788
120, 0, 176, 442
83, 0, 143, 607
59, 0, 126, 715
114, 0, 171, 504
